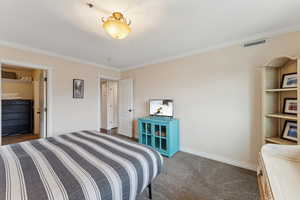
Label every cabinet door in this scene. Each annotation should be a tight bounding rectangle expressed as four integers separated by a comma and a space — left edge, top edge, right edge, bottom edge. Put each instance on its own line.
139, 121, 155, 146
139, 121, 147, 145
153, 123, 168, 152
154, 124, 161, 149
160, 124, 168, 151
145, 122, 153, 146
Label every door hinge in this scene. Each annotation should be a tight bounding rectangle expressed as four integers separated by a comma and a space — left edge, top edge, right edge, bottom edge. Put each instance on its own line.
44, 77, 48, 82
44, 108, 47, 112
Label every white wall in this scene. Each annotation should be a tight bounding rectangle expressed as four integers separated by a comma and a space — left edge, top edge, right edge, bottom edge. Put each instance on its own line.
0, 44, 120, 137
122, 31, 300, 170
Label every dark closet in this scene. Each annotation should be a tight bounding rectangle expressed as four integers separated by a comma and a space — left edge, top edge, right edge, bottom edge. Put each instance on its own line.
2, 100, 33, 136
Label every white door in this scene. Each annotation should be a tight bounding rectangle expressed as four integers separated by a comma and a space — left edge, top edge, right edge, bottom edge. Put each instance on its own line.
107, 81, 118, 129
118, 79, 133, 137
112, 81, 118, 128
101, 80, 108, 130
39, 70, 47, 138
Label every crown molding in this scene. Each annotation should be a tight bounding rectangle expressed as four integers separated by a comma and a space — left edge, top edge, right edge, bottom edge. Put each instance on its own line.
1, 24, 299, 73
121, 24, 300, 72
0, 40, 120, 72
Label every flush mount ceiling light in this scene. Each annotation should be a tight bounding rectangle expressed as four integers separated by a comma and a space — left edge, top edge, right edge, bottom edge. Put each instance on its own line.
101, 12, 131, 39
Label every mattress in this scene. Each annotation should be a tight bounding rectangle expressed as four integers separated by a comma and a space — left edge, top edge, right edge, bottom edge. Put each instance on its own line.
0, 130, 163, 200
261, 144, 300, 200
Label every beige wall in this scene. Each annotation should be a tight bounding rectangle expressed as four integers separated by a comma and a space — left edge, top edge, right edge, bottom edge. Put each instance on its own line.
122, 31, 300, 169
0, 44, 120, 136
2, 67, 34, 99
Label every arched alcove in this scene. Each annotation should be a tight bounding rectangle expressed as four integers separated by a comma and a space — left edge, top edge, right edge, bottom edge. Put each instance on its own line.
262, 56, 299, 145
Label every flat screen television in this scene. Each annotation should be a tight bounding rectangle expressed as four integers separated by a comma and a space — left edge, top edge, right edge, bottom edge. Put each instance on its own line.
149, 99, 174, 117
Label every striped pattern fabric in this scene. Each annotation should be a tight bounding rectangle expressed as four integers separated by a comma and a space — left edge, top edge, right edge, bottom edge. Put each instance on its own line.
0, 131, 163, 200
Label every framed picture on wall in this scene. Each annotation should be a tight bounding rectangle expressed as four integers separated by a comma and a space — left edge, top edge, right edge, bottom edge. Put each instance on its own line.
283, 98, 297, 115
73, 79, 84, 98
281, 120, 298, 142
281, 73, 297, 88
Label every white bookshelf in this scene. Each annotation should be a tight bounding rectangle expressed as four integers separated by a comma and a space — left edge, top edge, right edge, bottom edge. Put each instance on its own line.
262, 56, 300, 145
265, 88, 297, 92
1, 78, 32, 83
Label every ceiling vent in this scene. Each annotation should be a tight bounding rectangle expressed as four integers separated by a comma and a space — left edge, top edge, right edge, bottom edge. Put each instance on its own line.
243, 39, 266, 48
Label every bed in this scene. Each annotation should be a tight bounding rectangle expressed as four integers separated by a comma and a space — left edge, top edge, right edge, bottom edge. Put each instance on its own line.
0, 130, 163, 200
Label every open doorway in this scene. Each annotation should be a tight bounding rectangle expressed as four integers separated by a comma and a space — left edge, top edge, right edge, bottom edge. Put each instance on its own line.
100, 79, 118, 134
1, 64, 47, 145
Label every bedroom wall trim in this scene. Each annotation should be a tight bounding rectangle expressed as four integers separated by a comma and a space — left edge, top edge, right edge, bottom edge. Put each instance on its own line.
0, 40, 120, 72
181, 147, 256, 171
97, 74, 120, 132
121, 24, 300, 72
0, 59, 53, 145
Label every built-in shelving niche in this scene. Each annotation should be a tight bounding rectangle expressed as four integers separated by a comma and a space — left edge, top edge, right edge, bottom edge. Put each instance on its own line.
262, 56, 299, 145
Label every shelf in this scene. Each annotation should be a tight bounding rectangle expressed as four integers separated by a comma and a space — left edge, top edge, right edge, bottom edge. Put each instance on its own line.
265, 137, 297, 145
1, 78, 32, 83
265, 88, 297, 92
265, 113, 297, 120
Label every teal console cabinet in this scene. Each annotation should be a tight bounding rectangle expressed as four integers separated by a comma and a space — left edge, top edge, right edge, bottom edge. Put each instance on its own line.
138, 117, 179, 157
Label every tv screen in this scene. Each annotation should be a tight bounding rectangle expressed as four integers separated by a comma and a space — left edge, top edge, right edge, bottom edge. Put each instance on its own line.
150, 99, 173, 117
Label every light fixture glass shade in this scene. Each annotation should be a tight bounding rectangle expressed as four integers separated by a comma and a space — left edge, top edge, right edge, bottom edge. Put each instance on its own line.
103, 20, 131, 39
102, 12, 131, 39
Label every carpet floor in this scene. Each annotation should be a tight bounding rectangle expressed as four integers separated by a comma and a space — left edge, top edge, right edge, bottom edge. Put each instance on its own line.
136, 151, 259, 200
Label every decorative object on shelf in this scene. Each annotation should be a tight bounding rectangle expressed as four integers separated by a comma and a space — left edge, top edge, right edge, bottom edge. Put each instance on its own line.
282, 120, 298, 142
283, 98, 297, 115
1, 70, 17, 79
73, 79, 84, 98
19, 76, 32, 81
281, 73, 297, 88
138, 117, 179, 157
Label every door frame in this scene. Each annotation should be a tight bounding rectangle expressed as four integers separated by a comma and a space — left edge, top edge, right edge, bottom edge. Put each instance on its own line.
0, 59, 53, 145
97, 74, 120, 132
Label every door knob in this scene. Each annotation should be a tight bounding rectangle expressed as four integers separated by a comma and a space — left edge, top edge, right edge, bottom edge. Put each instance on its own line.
128, 109, 132, 112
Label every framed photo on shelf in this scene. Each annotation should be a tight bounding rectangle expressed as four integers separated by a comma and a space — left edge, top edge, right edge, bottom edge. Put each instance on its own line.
281, 73, 297, 88
73, 79, 84, 98
283, 98, 297, 115
281, 120, 298, 142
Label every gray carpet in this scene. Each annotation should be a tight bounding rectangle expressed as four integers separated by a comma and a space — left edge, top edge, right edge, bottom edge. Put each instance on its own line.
136, 152, 259, 200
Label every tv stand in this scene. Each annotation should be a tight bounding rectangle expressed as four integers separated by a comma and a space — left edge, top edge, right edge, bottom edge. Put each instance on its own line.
138, 116, 179, 157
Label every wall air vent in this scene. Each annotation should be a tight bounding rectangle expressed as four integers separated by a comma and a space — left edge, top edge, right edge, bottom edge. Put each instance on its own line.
243, 39, 266, 48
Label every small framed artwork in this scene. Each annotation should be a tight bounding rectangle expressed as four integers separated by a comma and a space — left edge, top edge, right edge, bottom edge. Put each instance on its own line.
281, 120, 298, 142
281, 73, 297, 88
73, 79, 84, 98
283, 98, 297, 115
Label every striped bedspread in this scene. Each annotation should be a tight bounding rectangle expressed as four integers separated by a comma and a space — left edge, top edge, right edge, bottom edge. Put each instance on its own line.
0, 131, 163, 200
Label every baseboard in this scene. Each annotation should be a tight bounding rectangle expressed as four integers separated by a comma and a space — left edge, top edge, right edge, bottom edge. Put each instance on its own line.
180, 147, 257, 171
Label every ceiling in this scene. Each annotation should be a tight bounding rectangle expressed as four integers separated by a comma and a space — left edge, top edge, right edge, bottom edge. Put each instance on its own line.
0, 0, 299, 70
